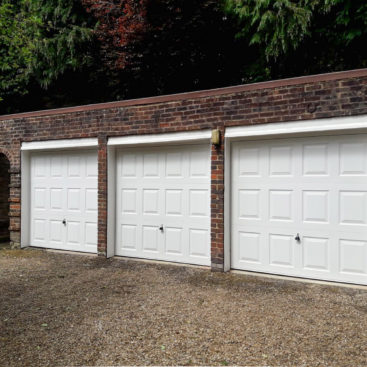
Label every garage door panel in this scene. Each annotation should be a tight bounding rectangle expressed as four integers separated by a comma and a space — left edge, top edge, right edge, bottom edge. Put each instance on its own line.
86, 155, 98, 177
164, 227, 183, 256
33, 156, 49, 177
142, 225, 160, 253
302, 143, 330, 176
302, 236, 330, 272
269, 189, 294, 222
165, 152, 183, 177
339, 141, 367, 176
339, 239, 367, 275
85, 188, 98, 213
269, 145, 295, 177
238, 147, 261, 177
189, 189, 209, 217
66, 188, 82, 212
165, 189, 183, 216
30, 150, 97, 253
33, 187, 48, 210
189, 148, 209, 178
49, 219, 64, 246
67, 155, 83, 177
237, 231, 262, 264
120, 153, 137, 177
66, 221, 81, 245
142, 189, 160, 215
50, 188, 64, 210
116, 144, 210, 266
33, 218, 48, 243
269, 233, 295, 268
302, 190, 330, 224
339, 190, 367, 225
189, 228, 209, 258
238, 189, 261, 221
120, 188, 138, 215
85, 222, 97, 247
143, 153, 159, 177
232, 135, 367, 284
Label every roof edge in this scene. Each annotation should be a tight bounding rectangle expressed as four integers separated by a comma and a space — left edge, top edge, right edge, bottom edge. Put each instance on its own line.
1, 68, 367, 121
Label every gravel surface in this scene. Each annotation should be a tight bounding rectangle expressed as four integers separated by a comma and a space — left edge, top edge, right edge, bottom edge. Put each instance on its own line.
0, 248, 367, 367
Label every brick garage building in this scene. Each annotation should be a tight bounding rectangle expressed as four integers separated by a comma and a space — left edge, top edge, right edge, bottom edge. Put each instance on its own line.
2, 69, 367, 284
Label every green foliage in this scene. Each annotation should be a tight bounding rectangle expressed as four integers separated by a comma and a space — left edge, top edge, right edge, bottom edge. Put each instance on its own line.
27, 0, 95, 88
0, 0, 36, 101
0, 0, 96, 111
331, 0, 367, 44
225, 0, 335, 59
2, 0, 367, 114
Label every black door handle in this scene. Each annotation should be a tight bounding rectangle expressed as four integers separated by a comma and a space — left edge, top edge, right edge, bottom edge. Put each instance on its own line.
159, 225, 164, 232
294, 233, 300, 242
62, 219, 66, 226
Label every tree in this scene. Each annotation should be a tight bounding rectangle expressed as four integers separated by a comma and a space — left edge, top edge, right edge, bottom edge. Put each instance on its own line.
0, 0, 99, 114
83, 0, 250, 98
3, 0, 367, 115
83, 0, 148, 70
224, 0, 334, 59
0, 0, 35, 102
27, 0, 96, 88
225, 0, 367, 78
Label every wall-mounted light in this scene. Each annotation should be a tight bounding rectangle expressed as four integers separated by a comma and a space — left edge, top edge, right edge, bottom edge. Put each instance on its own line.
211, 129, 221, 146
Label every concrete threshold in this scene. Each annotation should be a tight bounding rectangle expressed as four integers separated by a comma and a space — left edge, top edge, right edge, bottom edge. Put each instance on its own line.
21, 247, 367, 290
29, 247, 98, 258
231, 269, 367, 290
113, 255, 211, 270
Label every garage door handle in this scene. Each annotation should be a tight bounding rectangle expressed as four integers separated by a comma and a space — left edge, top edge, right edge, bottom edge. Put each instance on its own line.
62, 219, 67, 226
294, 233, 300, 242
159, 225, 164, 232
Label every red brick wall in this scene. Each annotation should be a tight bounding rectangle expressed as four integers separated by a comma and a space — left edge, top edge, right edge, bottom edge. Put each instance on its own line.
210, 127, 225, 270
0, 155, 10, 241
1, 70, 367, 269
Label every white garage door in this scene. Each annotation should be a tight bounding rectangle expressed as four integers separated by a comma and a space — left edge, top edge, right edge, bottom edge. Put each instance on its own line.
231, 134, 367, 285
115, 144, 210, 265
30, 150, 98, 253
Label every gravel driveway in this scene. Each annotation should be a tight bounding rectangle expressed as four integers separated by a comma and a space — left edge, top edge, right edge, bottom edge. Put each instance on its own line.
1, 248, 366, 367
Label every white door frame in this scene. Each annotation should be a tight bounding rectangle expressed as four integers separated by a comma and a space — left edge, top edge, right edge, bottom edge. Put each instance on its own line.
224, 114, 367, 272
20, 138, 98, 249
106, 130, 212, 258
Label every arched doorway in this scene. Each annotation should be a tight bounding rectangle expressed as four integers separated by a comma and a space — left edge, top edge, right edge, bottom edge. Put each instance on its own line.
0, 154, 10, 245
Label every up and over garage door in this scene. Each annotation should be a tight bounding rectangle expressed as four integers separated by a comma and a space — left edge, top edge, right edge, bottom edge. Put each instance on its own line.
30, 150, 98, 253
28, 141, 211, 264
115, 144, 211, 266
26, 130, 367, 285
231, 134, 367, 285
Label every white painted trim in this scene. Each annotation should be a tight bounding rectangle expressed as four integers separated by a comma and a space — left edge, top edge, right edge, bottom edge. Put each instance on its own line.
21, 138, 98, 151
107, 130, 212, 263
110, 140, 212, 266
20, 150, 31, 248
107, 146, 116, 258
225, 114, 367, 139
108, 130, 211, 146
223, 138, 231, 272
20, 141, 98, 251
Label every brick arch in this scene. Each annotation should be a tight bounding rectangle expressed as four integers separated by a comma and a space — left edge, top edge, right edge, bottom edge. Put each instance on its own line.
0, 148, 14, 168
0, 152, 10, 243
